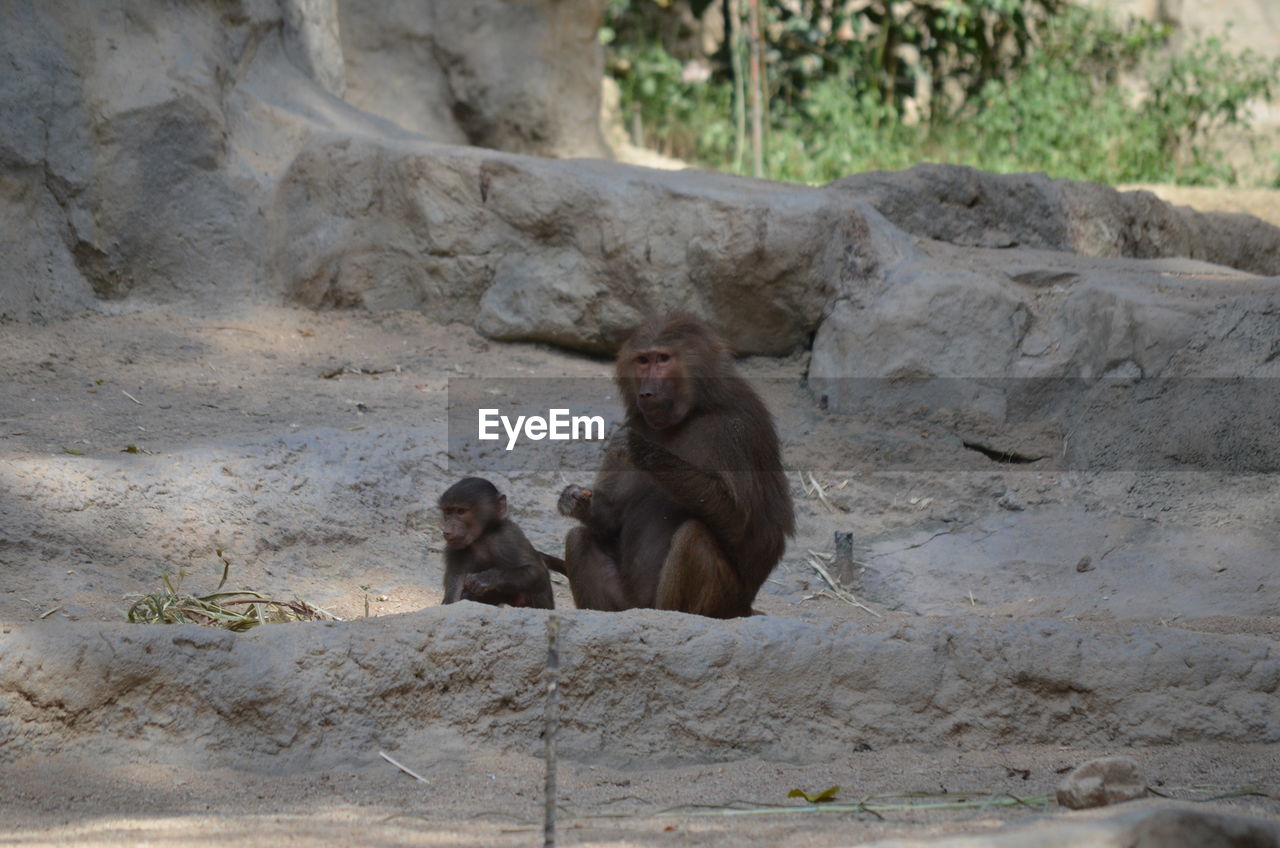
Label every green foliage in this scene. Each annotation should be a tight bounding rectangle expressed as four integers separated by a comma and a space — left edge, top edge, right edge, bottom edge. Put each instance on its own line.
765, 80, 924, 183
1143, 32, 1278, 182
605, 1, 1280, 186
607, 0, 1067, 117
613, 43, 737, 161
942, 10, 1278, 184
763, 0, 1066, 117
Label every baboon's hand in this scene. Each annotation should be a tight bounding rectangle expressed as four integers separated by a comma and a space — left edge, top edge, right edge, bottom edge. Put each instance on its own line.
557, 484, 592, 521
461, 573, 490, 599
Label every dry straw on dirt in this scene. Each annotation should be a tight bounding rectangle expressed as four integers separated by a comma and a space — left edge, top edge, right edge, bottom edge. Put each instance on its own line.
126, 558, 340, 630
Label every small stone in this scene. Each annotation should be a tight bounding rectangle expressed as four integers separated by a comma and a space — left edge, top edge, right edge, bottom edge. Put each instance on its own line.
1056, 755, 1147, 810
997, 493, 1025, 511
1076, 556, 1094, 573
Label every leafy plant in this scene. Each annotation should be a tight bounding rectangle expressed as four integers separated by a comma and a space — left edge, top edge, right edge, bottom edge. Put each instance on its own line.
612, 43, 735, 160
604, 1, 1280, 186
1143, 32, 1278, 183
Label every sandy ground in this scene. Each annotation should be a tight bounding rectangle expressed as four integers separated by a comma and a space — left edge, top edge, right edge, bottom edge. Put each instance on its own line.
2, 744, 1276, 847
1, 212, 1278, 848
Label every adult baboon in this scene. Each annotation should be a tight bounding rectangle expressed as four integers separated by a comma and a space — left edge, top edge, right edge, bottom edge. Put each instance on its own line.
558, 312, 793, 618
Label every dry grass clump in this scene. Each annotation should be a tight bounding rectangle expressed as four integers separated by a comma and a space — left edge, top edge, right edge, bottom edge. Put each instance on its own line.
126, 557, 340, 630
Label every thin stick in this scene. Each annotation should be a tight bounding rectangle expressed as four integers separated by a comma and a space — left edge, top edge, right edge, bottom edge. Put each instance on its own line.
544, 614, 561, 848
122, 390, 143, 405
728, 0, 747, 172
746, 0, 764, 178
198, 325, 264, 335
650, 793, 1051, 818
806, 472, 836, 513
806, 555, 880, 617
379, 751, 429, 784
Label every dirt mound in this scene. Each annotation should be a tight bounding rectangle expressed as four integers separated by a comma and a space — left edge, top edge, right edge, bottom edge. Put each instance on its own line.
2, 309, 1277, 846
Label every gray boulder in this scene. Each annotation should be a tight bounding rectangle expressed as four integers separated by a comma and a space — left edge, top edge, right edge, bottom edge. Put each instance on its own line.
1056, 755, 1147, 810
2, 608, 1275, 768
272, 141, 916, 354
858, 802, 1280, 848
809, 240, 1280, 470
0, 0, 616, 323
830, 163, 1280, 276
4, 1, 1278, 380
337, 0, 611, 157
0, 0, 908, 354
0, 1, 344, 312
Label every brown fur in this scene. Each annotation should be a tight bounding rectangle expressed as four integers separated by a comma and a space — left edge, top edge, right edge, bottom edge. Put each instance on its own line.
440, 477, 555, 609
559, 312, 794, 618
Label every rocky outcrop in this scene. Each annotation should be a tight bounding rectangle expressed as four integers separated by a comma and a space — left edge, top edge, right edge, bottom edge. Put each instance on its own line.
1056, 756, 1147, 810
808, 230, 1280, 471
3, 1, 1279, 474
271, 140, 911, 354
859, 802, 1280, 848
337, 0, 610, 157
0, 0, 614, 323
7, 0, 1279, 367
830, 164, 1280, 277
1, 607, 1275, 769
809, 241, 1280, 385
0, 1, 342, 314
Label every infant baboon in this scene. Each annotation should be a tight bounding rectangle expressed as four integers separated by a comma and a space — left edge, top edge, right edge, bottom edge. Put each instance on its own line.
439, 477, 556, 609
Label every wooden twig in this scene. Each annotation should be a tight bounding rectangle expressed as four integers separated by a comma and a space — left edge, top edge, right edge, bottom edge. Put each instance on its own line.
805, 472, 837, 513
379, 751, 429, 784
728, 0, 747, 172
647, 792, 1051, 818
806, 555, 880, 617
121, 390, 143, 405
544, 614, 561, 848
833, 532, 854, 571
747, 0, 765, 178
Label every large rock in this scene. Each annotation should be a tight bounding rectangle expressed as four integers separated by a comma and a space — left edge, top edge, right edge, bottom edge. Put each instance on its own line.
0, 0, 614, 322
1056, 756, 1147, 810
337, 0, 611, 157
812, 241, 1280, 383
0, 0, 354, 312
4, 2, 1278, 374
830, 164, 1280, 277
859, 802, 1280, 848
1, 608, 1275, 769
809, 239, 1280, 470
271, 140, 911, 354
0, 0, 904, 353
